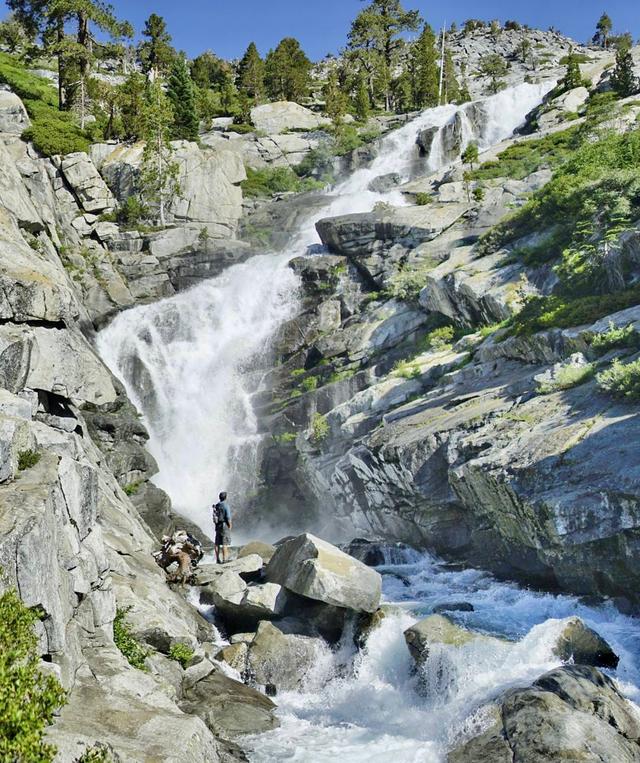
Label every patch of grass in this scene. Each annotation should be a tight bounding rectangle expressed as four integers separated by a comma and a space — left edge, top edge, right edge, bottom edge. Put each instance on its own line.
241, 166, 324, 198
290, 368, 306, 378
388, 256, 440, 301
310, 413, 329, 444
168, 642, 194, 669
0, 52, 90, 156
415, 192, 432, 206
18, 449, 40, 471
425, 325, 455, 351
329, 368, 357, 383
538, 363, 595, 394
392, 359, 422, 379
597, 358, 640, 400
559, 53, 592, 65
113, 607, 150, 671
0, 587, 66, 761
590, 322, 639, 354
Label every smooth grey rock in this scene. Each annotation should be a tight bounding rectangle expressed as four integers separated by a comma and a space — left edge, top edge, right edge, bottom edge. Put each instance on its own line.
60, 152, 116, 213
552, 617, 619, 669
250, 101, 330, 134
0, 90, 30, 134
247, 621, 323, 691
238, 541, 276, 564
266, 533, 382, 613
404, 615, 506, 666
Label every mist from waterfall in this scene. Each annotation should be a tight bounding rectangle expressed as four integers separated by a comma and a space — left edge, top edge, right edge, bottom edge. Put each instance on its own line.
97, 80, 553, 533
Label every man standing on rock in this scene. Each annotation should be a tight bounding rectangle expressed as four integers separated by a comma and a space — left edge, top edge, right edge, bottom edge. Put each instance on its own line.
213, 491, 232, 564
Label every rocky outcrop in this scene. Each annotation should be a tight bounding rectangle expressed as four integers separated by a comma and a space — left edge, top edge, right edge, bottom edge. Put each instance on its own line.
266, 533, 382, 613
94, 140, 246, 238
404, 614, 505, 666
250, 101, 330, 135
449, 665, 640, 762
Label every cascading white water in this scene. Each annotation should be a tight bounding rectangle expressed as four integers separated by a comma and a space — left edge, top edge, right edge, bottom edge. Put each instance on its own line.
245, 553, 640, 762
97, 81, 552, 532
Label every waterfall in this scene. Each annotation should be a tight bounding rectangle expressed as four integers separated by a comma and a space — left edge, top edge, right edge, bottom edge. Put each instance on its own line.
97, 81, 553, 534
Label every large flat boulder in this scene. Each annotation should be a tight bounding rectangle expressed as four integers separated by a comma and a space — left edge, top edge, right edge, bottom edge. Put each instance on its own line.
58, 152, 116, 213
266, 533, 381, 613
250, 101, 330, 135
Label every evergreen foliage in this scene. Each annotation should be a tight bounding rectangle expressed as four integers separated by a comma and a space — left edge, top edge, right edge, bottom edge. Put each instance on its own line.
560, 50, 583, 92
323, 69, 349, 124
237, 42, 265, 102
443, 49, 461, 103
354, 76, 371, 121
610, 44, 639, 98
265, 37, 311, 102
478, 53, 508, 94
139, 79, 180, 227
0, 586, 66, 761
167, 56, 198, 141
593, 12, 613, 48
138, 13, 174, 76
410, 23, 439, 108
113, 607, 150, 670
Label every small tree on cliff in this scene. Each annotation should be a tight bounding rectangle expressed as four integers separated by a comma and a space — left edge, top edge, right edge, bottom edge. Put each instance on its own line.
140, 80, 180, 227
354, 75, 371, 122
323, 69, 349, 125
593, 12, 613, 49
167, 56, 199, 141
560, 49, 583, 92
610, 44, 639, 97
478, 53, 508, 95
462, 141, 479, 169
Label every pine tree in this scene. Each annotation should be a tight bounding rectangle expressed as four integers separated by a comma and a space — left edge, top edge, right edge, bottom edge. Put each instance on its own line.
462, 141, 479, 168
443, 49, 461, 103
478, 53, 508, 95
560, 50, 583, 92
410, 23, 439, 109
265, 37, 312, 102
237, 42, 265, 102
611, 44, 639, 97
354, 76, 371, 122
167, 56, 199, 141
0, 12, 35, 55
593, 12, 613, 48
219, 70, 239, 115
118, 71, 146, 140
348, 0, 422, 110
323, 70, 349, 125
140, 80, 180, 227
190, 51, 229, 91
391, 72, 412, 113
138, 13, 175, 77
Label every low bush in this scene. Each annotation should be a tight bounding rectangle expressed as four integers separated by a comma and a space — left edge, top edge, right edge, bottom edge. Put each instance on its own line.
113, 607, 150, 670
301, 376, 319, 392
76, 743, 114, 763
18, 449, 41, 471
590, 322, 639, 353
415, 192, 431, 206
0, 53, 90, 156
310, 413, 329, 444
0, 587, 66, 761
425, 325, 455, 350
241, 167, 323, 198
168, 642, 194, 669
508, 286, 640, 336
597, 358, 640, 400
538, 363, 594, 394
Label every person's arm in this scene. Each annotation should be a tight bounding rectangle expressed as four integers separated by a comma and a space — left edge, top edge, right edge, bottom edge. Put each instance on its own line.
225, 505, 232, 529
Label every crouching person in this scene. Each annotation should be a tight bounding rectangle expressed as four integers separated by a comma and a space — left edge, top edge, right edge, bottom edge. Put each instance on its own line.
154, 530, 203, 585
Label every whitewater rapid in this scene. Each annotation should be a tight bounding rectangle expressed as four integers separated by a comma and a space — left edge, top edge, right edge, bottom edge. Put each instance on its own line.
245, 551, 640, 762
97, 81, 552, 531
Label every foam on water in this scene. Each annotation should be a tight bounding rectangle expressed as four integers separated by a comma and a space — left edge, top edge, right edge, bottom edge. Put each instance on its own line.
245, 553, 640, 762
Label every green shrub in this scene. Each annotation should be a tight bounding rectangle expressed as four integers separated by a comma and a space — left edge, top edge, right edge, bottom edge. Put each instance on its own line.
310, 413, 329, 444
469, 126, 578, 182
241, 167, 323, 198
426, 325, 455, 350
168, 642, 194, 669
590, 322, 639, 353
538, 363, 595, 394
75, 743, 114, 763
273, 431, 297, 445
508, 286, 640, 336
113, 607, 150, 670
18, 449, 41, 471
0, 587, 66, 761
472, 186, 486, 202
415, 192, 431, 206
392, 359, 421, 379
301, 376, 319, 392
0, 52, 91, 157
597, 358, 640, 400
226, 123, 255, 134
118, 196, 148, 228
123, 481, 143, 497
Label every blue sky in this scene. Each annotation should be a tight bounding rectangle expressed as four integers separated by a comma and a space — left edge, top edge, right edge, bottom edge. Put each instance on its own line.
0, 0, 637, 60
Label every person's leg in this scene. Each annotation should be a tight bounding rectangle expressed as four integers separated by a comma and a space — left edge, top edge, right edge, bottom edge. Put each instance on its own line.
222, 545, 229, 563
214, 544, 221, 563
